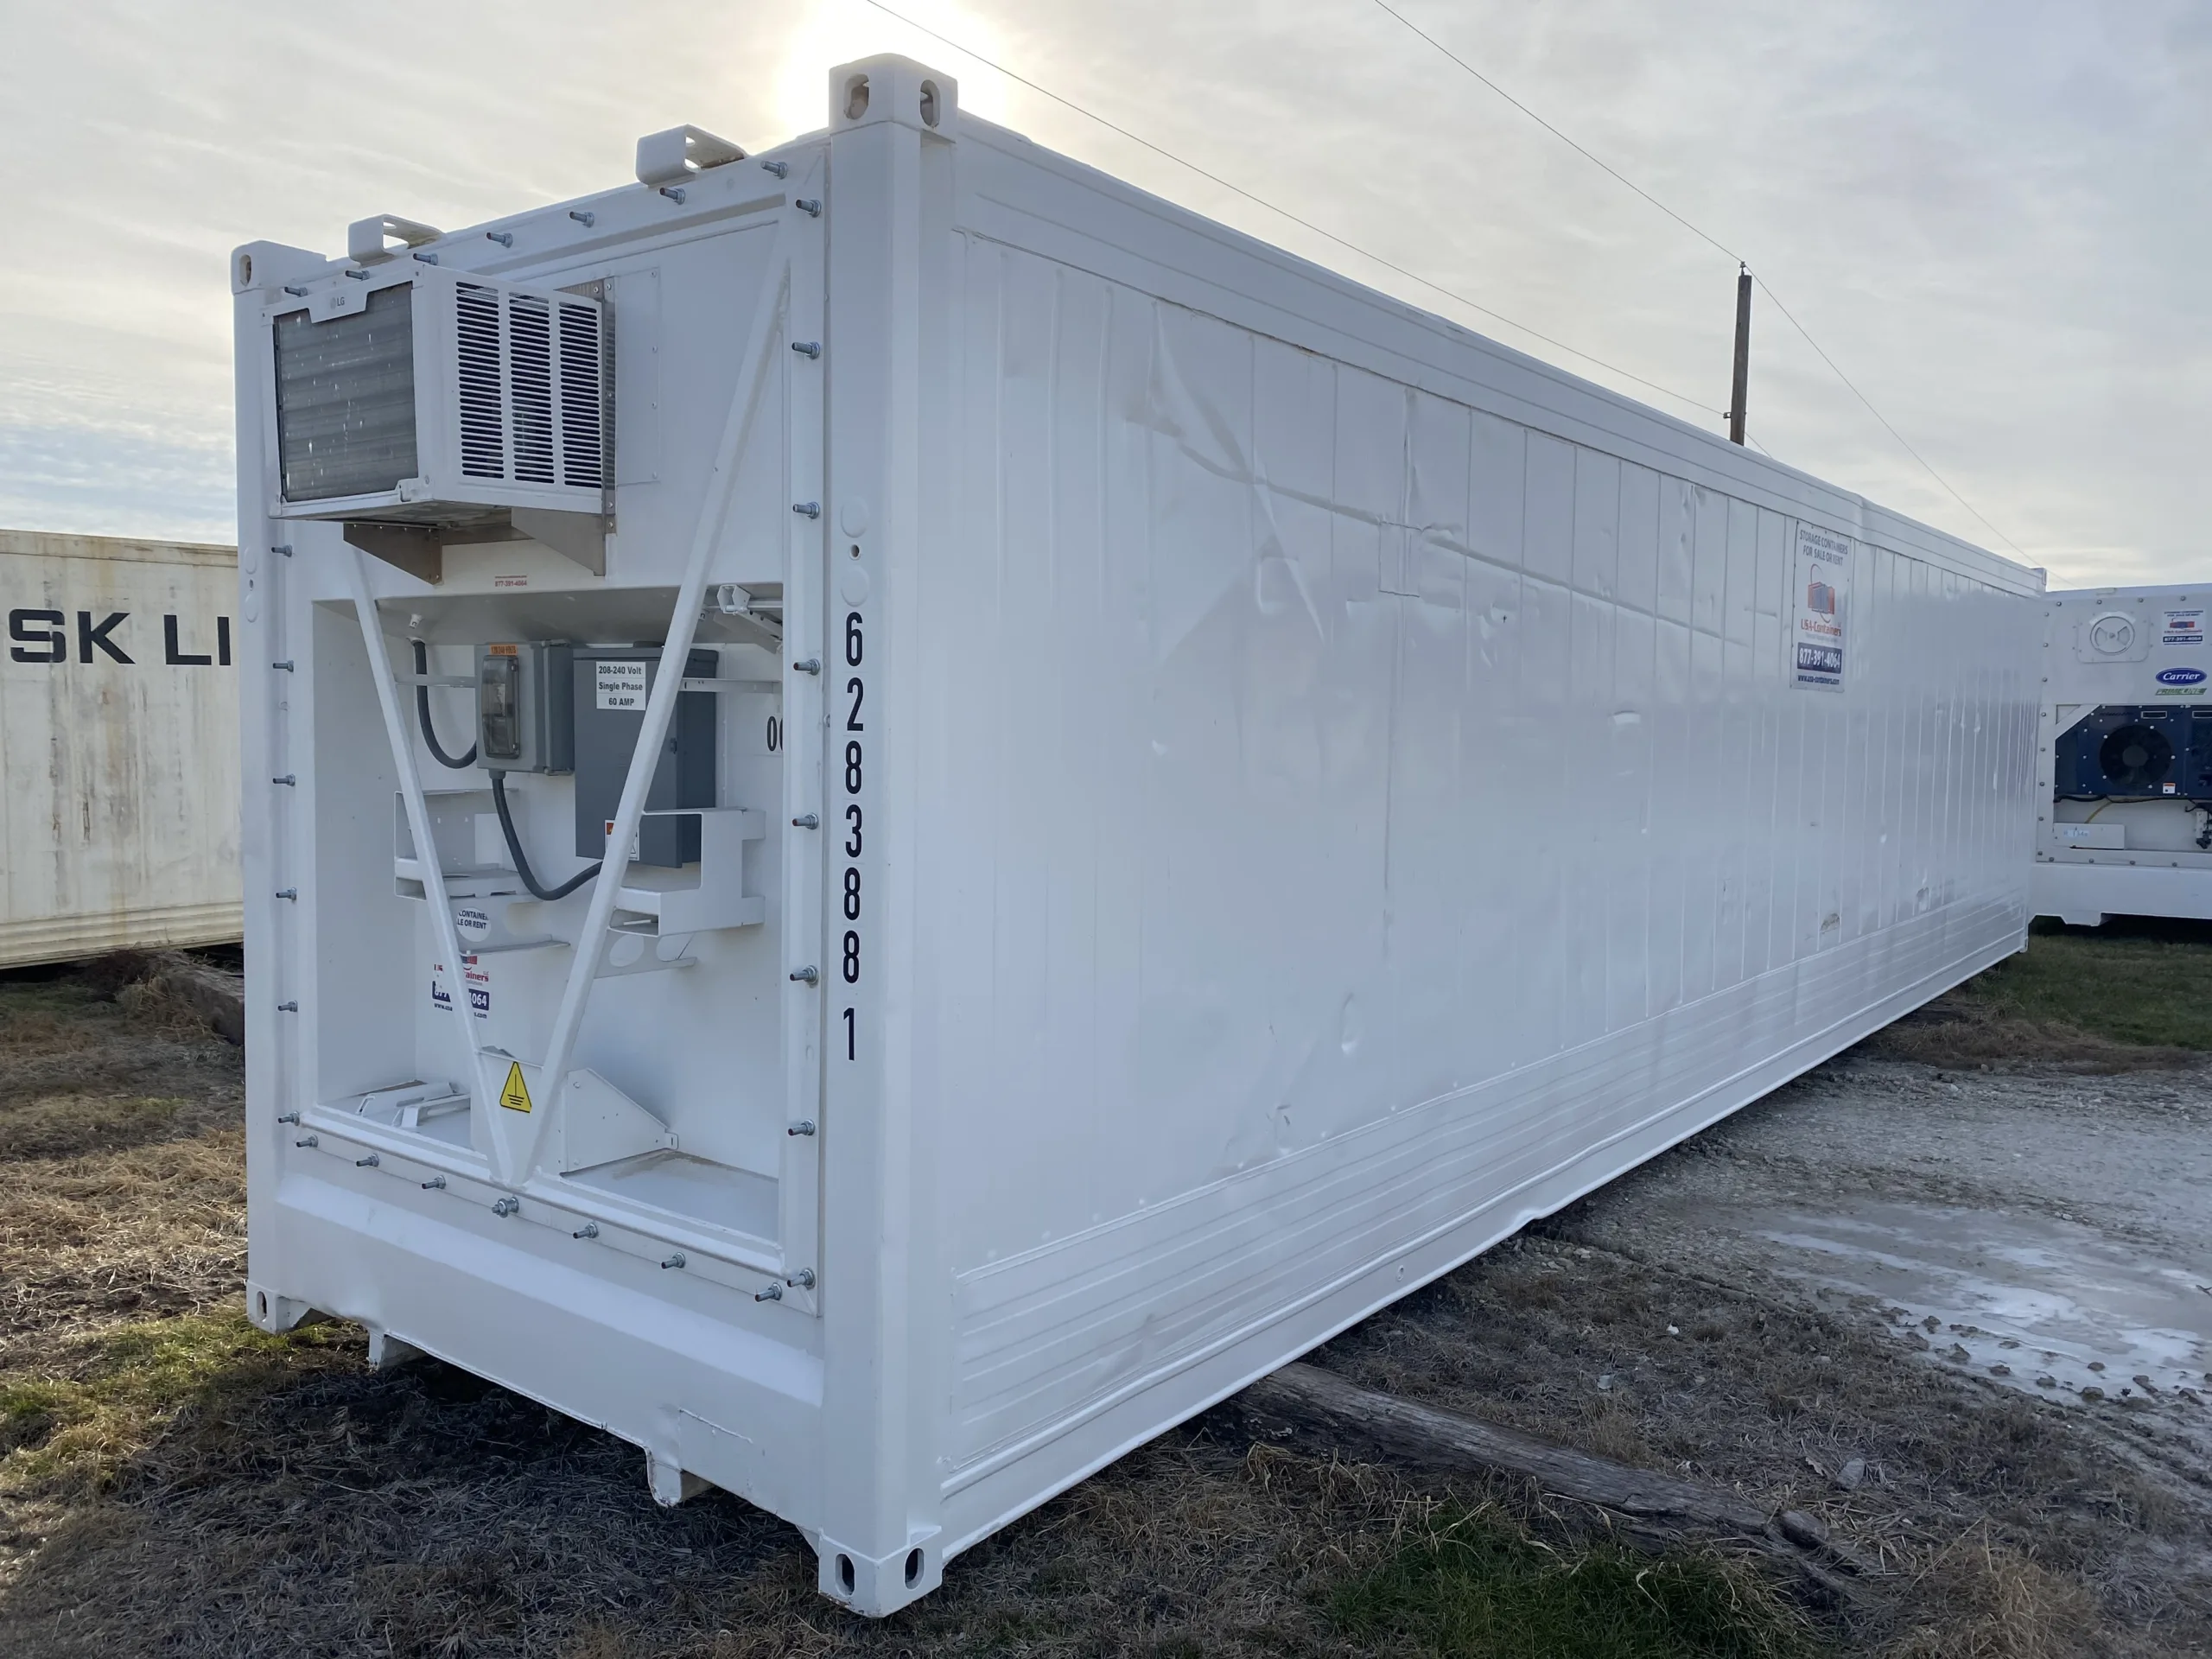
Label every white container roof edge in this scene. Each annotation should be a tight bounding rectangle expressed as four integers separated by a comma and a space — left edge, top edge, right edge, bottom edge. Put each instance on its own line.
232, 83, 2039, 601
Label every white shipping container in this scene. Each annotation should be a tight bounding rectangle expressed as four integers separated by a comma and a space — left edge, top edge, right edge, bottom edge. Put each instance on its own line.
232, 58, 2044, 1614
1, 529, 241, 969
2033, 584, 2212, 925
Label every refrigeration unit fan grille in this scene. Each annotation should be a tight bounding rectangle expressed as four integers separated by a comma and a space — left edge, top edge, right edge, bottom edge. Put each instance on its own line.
2098, 722, 2174, 792
454, 283, 603, 491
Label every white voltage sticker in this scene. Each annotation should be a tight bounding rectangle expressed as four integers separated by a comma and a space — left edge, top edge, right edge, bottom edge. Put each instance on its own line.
595, 660, 648, 710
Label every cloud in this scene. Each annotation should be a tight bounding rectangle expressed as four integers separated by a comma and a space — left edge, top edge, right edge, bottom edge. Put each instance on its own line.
1, 0, 2202, 582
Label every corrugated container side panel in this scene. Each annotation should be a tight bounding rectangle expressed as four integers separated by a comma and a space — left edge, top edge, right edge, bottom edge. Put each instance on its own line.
929, 227, 2036, 1475
1866, 555, 1902, 938
1395, 397, 1469, 1108
938, 234, 1008, 1262
1607, 621, 1655, 1029
1892, 554, 1923, 925
992, 245, 1057, 1255
1047, 263, 1113, 1224
0, 537, 241, 967
1918, 562, 1945, 908
1887, 550, 1916, 933
1563, 587, 1610, 1047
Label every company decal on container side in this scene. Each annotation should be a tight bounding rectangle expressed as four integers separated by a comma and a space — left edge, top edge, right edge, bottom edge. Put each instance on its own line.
1792, 523, 1852, 691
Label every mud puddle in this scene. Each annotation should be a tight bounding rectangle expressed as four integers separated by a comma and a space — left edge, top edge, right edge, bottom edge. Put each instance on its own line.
1730, 1198, 2212, 1408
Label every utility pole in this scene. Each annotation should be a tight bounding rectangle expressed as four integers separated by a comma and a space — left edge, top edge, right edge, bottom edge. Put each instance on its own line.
1727, 263, 1751, 445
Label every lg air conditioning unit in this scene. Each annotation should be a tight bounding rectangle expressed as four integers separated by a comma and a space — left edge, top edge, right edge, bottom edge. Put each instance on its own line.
260, 262, 610, 578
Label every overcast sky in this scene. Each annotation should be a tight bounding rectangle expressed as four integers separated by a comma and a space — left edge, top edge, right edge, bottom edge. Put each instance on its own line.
1, 0, 2202, 587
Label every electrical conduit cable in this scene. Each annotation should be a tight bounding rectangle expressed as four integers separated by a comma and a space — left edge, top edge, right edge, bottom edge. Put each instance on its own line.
490, 771, 601, 901
412, 639, 478, 768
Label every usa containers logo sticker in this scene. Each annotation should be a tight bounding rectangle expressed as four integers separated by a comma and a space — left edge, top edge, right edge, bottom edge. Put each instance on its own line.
2160, 607, 2204, 647
1792, 523, 1852, 691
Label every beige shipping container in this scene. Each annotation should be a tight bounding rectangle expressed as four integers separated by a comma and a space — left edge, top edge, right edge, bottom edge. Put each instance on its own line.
2, 530, 241, 967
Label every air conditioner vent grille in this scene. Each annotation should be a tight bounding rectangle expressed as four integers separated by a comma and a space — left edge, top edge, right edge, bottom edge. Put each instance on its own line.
454, 283, 505, 479
510, 294, 556, 484
270, 272, 607, 513
450, 282, 606, 492
558, 302, 605, 490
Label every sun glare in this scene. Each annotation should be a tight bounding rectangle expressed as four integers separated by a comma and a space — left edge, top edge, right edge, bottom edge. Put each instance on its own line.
769, 0, 1009, 143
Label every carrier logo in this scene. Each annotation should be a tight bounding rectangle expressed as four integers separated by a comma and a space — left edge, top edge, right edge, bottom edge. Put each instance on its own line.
2156, 666, 2205, 686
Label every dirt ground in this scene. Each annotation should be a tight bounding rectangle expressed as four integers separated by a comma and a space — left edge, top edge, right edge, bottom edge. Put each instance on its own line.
1, 956, 2208, 1657
1319, 1035, 2212, 1656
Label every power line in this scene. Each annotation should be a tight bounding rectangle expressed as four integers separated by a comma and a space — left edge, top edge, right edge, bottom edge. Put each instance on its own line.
1365, 0, 2029, 556
855, 0, 1722, 419
1751, 277, 2024, 555
1368, 0, 1745, 269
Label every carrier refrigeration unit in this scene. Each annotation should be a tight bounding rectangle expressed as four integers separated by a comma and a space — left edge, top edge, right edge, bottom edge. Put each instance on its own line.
233, 57, 2045, 1614
2034, 585, 2212, 925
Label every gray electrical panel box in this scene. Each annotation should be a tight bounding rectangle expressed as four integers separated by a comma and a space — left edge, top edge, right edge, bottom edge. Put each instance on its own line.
474, 641, 575, 774
573, 646, 718, 868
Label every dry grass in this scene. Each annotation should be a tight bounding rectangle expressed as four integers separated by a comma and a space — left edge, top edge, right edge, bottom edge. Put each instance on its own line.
112, 977, 230, 1042
1865, 999, 2196, 1073
1886, 1528, 2102, 1659
0, 982, 246, 1372
0, 1012, 94, 1054
0, 1371, 1483, 1658
0, 1128, 246, 1370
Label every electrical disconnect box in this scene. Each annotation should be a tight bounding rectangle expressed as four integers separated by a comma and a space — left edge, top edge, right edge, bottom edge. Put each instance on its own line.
233, 55, 2043, 1620
474, 642, 575, 773
572, 647, 717, 868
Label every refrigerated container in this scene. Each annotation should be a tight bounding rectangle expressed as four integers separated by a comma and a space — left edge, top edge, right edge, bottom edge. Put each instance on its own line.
2033, 584, 2212, 925
231, 56, 2045, 1613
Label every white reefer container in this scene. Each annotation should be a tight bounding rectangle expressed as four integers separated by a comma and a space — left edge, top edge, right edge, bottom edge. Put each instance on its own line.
2, 529, 241, 968
232, 57, 2044, 1614
2033, 584, 2212, 925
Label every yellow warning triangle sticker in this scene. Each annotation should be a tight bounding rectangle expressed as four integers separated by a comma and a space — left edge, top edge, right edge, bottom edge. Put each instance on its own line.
499, 1061, 533, 1114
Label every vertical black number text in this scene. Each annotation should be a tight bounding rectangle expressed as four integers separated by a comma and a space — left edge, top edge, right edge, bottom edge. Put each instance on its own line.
839, 608, 866, 1040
